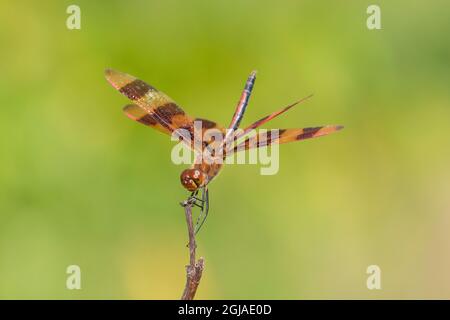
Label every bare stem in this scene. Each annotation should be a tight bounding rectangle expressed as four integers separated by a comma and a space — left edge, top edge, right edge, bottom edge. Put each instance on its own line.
180, 200, 205, 300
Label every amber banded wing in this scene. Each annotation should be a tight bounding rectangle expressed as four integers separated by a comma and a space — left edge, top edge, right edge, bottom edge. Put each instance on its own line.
123, 103, 226, 151
232, 95, 314, 143
228, 125, 343, 155
123, 104, 173, 135
221, 95, 314, 155
105, 69, 191, 133
105, 69, 225, 150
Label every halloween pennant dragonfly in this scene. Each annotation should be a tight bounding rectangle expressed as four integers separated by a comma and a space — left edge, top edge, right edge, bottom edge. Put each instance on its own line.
105, 69, 343, 233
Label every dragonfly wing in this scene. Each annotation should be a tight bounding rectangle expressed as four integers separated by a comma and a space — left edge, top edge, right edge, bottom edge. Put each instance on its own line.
231, 125, 343, 154
107, 69, 226, 152
123, 104, 173, 135
105, 68, 193, 133
233, 95, 313, 141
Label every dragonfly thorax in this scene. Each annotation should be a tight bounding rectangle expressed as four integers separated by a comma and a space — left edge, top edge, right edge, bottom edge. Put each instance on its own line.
180, 169, 207, 191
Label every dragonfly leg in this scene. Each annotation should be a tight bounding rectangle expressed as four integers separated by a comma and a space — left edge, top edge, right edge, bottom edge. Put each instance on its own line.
193, 188, 206, 229
194, 186, 209, 235
190, 192, 206, 209
181, 187, 210, 235
182, 190, 198, 206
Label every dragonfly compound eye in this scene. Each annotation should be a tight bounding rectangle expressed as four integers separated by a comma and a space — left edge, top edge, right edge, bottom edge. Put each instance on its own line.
180, 169, 203, 191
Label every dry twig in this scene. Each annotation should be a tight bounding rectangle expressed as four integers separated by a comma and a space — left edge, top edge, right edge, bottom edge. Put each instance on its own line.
180, 200, 205, 300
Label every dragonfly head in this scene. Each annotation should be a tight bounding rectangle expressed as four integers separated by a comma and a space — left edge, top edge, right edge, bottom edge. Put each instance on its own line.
180, 169, 206, 192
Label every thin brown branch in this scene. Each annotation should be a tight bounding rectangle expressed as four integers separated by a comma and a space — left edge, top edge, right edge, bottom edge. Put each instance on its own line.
180, 200, 205, 300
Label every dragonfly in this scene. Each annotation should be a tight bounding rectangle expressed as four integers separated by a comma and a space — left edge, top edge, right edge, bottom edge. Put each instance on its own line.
105, 69, 343, 234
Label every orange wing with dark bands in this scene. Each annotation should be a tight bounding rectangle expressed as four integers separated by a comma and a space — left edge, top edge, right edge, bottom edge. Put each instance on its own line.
231, 125, 343, 154
106, 69, 225, 150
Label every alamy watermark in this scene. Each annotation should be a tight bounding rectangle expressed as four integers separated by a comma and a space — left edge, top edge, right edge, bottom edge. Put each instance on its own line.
366, 265, 381, 290
66, 265, 81, 290
170, 121, 280, 175
367, 5, 381, 30
66, 5, 81, 30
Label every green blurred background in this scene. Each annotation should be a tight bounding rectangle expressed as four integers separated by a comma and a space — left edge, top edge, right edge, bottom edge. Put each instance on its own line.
1, 0, 449, 299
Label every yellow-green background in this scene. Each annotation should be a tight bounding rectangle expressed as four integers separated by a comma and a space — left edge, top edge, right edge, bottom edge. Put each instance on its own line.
1, 0, 449, 299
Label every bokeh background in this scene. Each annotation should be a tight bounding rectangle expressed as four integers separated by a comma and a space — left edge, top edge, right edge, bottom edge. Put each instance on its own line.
0, 0, 449, 299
